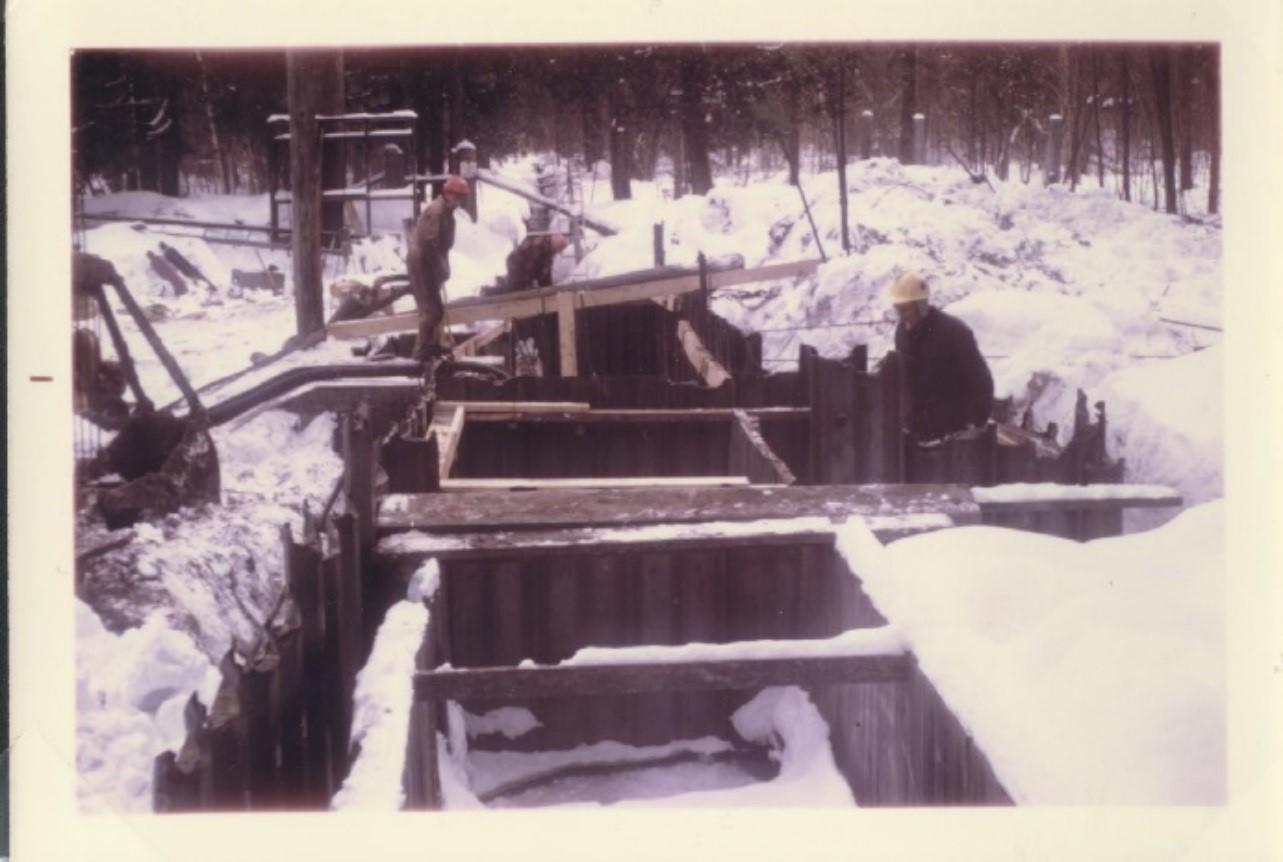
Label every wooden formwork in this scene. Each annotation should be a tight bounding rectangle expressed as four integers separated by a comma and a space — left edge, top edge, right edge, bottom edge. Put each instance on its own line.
378, 489, 1011, 808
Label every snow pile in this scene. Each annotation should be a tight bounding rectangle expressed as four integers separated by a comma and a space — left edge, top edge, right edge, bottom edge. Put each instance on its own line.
76, 600, 219, 812
79, 410, 343, 658
1096, 347, 1224, 531
214, 409, 344, 508
836, 501, 1225, 804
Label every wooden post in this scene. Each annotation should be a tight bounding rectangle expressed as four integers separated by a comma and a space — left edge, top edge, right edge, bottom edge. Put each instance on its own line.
912, 113, 927, 165
1045, 114, 1064, 185
286, 51, 340, 338
556, 290, 579, 377
88, 283, 153, 411
343, 404, 375, 551
100, 279, 206, 417
653, 223, 665, 266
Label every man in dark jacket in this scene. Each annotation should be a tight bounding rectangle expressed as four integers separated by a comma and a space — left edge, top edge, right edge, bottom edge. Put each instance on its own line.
505, 233, 568, 292
890, 272, 994, 442
406, 175, 469, 361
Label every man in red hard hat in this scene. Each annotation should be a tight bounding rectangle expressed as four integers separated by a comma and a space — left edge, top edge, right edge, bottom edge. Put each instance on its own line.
406, 175, 469, 361
889, 271, 994, 442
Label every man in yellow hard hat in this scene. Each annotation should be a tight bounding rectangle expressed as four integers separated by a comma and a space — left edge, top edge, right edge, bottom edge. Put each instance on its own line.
889, 271, 994, 442
406, 175, 469, 361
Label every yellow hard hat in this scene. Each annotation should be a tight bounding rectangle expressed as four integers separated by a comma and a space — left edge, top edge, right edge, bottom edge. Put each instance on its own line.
888, 271, 929, 304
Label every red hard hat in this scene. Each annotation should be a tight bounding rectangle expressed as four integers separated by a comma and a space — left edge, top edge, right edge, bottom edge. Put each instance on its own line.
443, 175, 469, 197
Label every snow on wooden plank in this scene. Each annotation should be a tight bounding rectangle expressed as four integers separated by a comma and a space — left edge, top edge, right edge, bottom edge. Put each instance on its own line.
416, 650, 910, 701
378, 516, 836, 562
972, 482, 1182, 511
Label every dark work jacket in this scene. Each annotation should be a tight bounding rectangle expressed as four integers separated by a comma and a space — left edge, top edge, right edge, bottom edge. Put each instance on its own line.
505, 235, 560, 292
406, 195, 456, 292
894, 306, 994, 441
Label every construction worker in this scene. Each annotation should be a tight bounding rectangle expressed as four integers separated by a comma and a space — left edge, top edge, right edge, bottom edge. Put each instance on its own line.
407, 175, 469, 361
504, 232, 568, 292
889, 271, 994, 442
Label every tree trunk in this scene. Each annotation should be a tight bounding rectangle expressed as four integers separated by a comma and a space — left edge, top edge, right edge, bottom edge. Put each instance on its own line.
287, 50, 330, 337
609, 83, 634, 201
1121, 50, 1132, 202
831, 63, 851, 253
1177, 47, 1196, 191
196, 53, 232, 194
1208, 47, 1220, 215
898, 47, 917, 164
1093, 49, 1105, 188
319, 54, 346, 246
1149, 47, 1179, 214
579, 55, 605, 167
680, 52, 713, 196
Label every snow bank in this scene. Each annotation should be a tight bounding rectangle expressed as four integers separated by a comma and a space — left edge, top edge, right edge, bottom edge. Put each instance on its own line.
76, 600, 219, 812
836, 502, 1225, 804
1096, 347, 1223, 531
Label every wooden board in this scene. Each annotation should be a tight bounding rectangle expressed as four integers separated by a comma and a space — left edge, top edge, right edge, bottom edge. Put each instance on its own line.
429, 404, 466, 479
379, 518, 835, 563
379, 483, 981, 537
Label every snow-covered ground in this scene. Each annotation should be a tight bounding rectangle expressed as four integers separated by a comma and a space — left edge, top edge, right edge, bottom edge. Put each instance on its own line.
72, 155, 1227, 812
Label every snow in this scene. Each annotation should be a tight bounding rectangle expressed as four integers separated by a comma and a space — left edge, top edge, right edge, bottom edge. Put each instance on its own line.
835, 502, 1226, 804
331, 598, 429, 812
448, 688, 854, 809
69, 151, 1230, 814
555, 626, 906, 667
971, 482, 1181, 503
76, 600, 221, 812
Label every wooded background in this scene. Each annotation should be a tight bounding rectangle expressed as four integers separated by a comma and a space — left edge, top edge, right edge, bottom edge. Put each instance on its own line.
72, 43, 1220, 215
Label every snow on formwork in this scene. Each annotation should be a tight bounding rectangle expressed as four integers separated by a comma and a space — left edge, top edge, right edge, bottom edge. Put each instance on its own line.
835, 502, 1226, 805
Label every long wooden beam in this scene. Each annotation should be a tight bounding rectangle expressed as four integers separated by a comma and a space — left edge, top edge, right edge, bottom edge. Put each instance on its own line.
326, 258, 821, 340
415, 652, 910, 701
474, 168, 620, 236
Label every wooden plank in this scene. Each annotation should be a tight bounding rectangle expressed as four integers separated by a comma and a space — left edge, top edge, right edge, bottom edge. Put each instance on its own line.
431, 404, 466, 480
327, 259, 822, 340
556, 289, 579, 377
437, 400, 592, 414
378, 483, 982, 537
380, 520, 834, 563
730, 409, 796, 485
452, 320, 509, 359
677, 318, 733, 387
416, 653, 910, 701
439, 476, 753, 491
